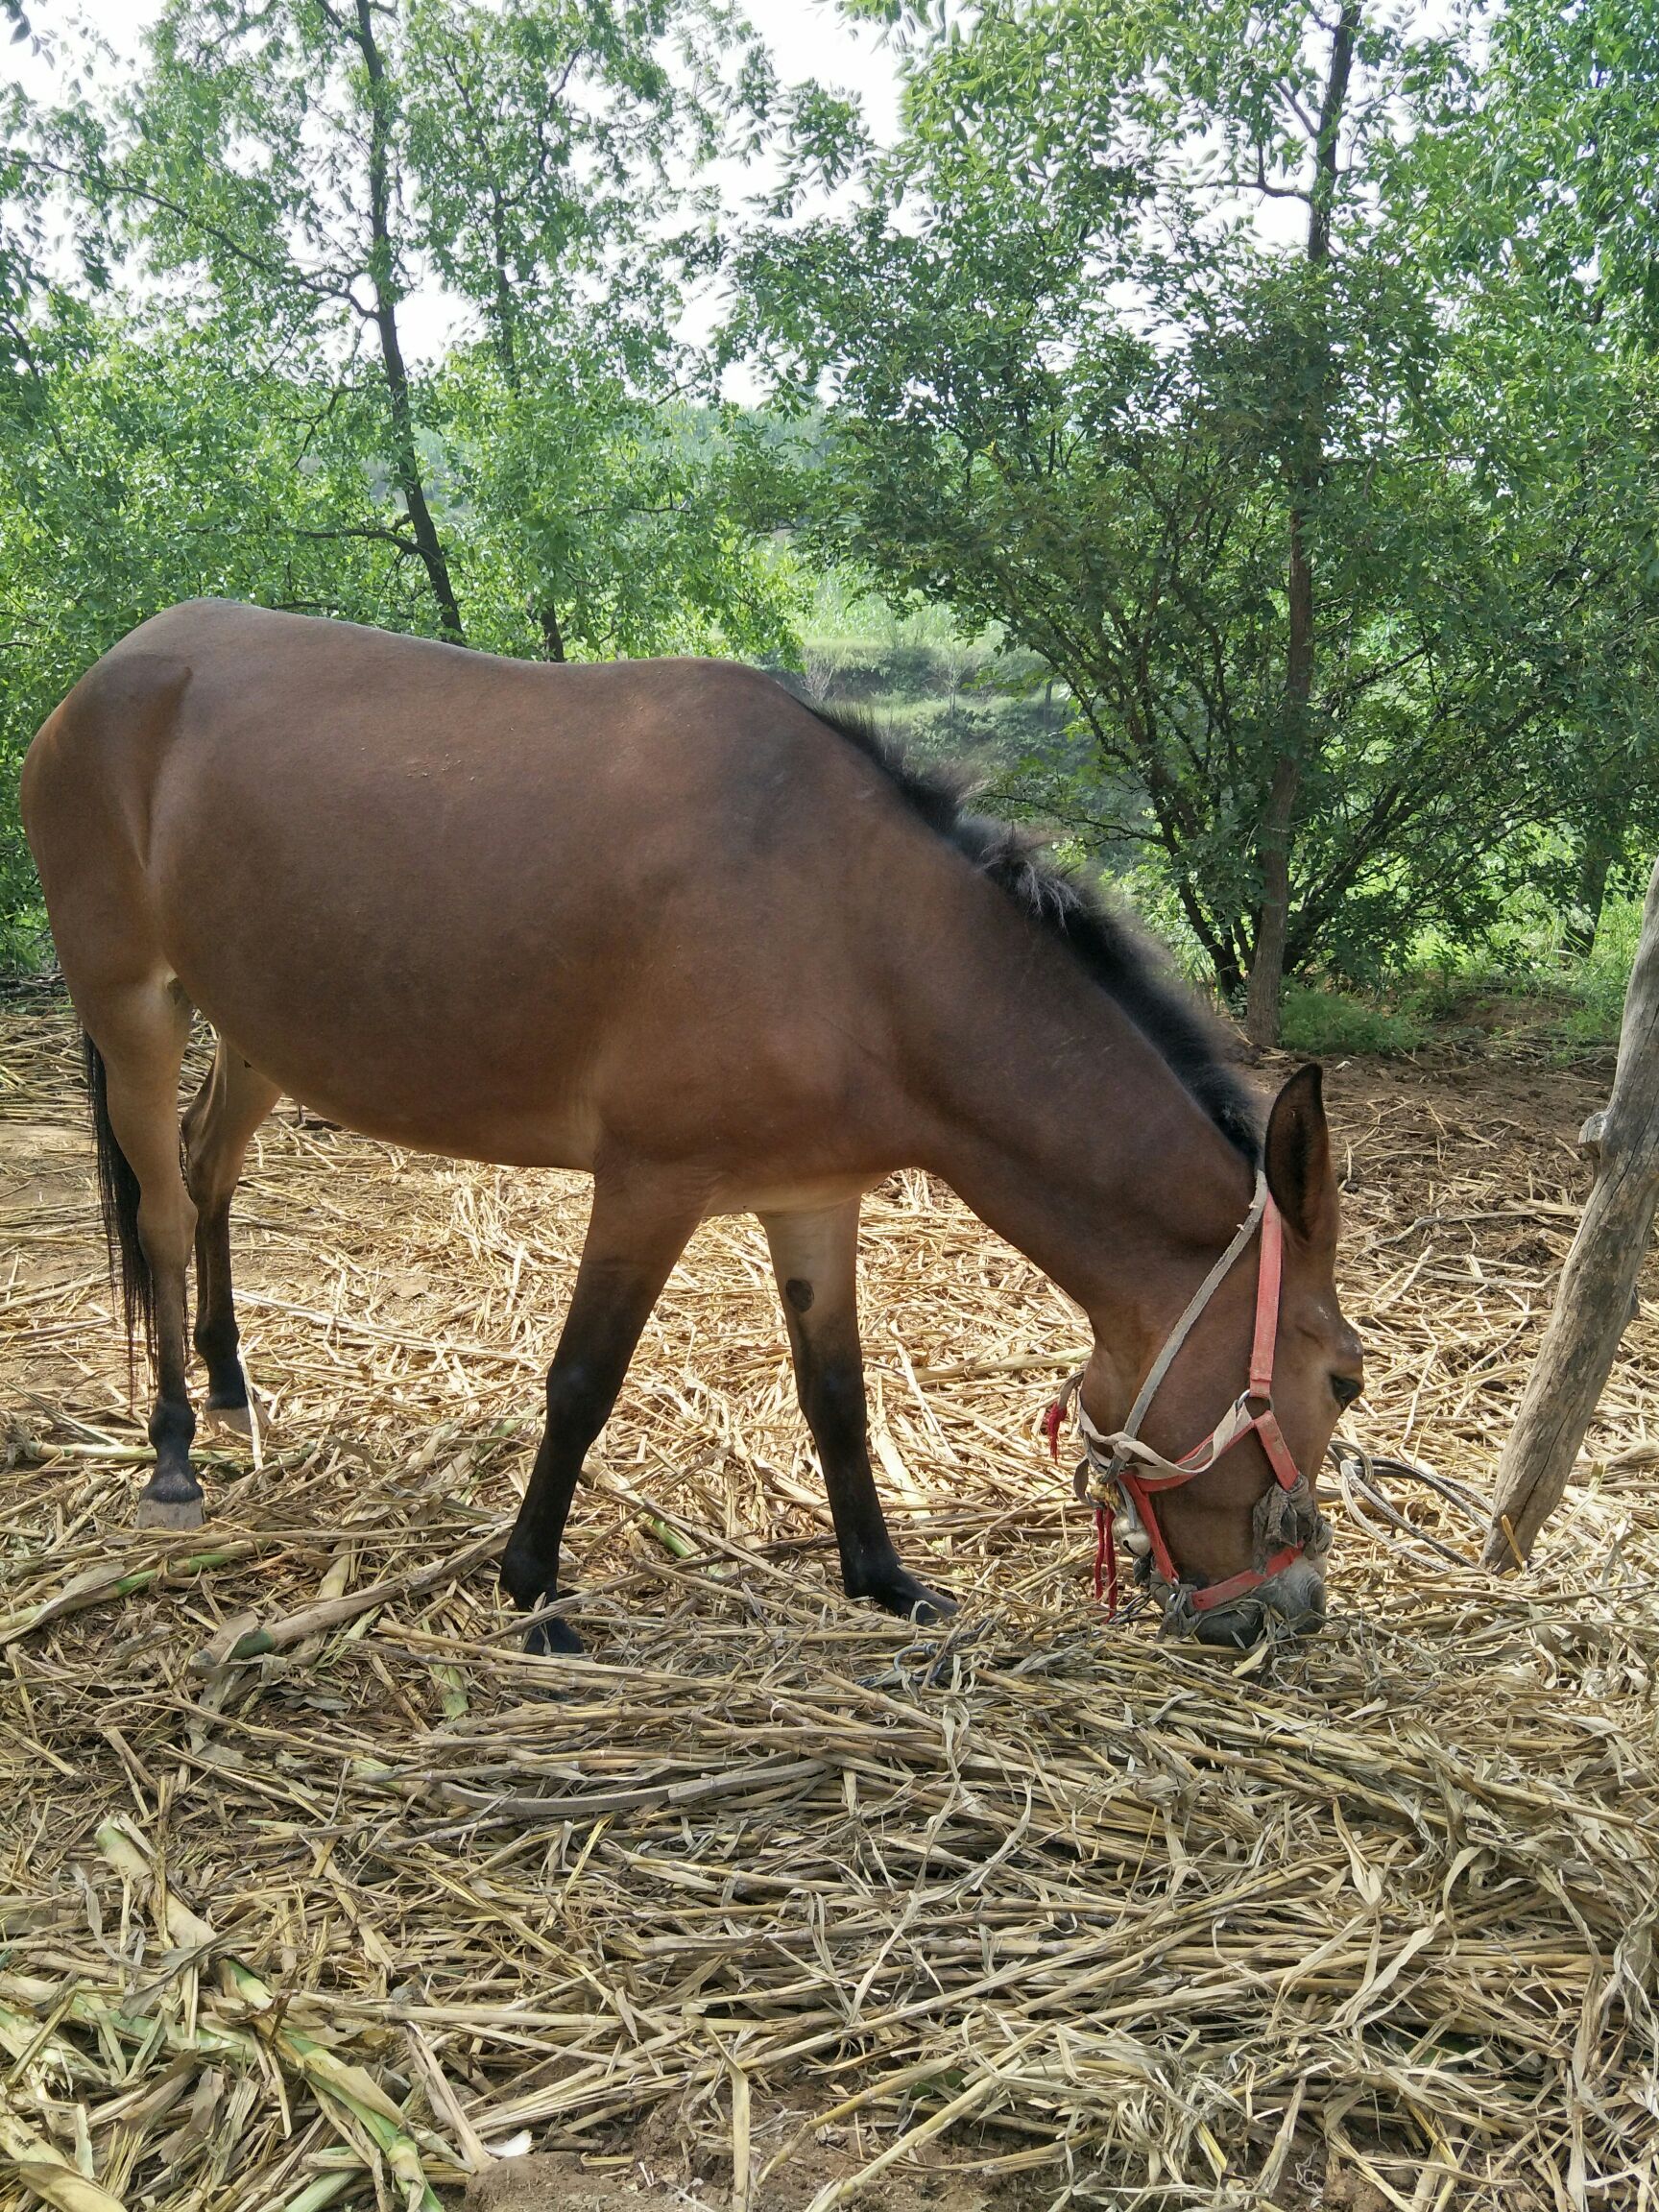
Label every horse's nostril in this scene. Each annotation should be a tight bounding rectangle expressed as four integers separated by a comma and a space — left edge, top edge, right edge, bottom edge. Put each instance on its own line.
1268, 1565, 1327, 1633
1189, 1567, 1326, 1647
1192, 1600, 1267, 1648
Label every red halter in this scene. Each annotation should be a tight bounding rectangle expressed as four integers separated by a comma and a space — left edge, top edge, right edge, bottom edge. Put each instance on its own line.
1046, 1175, 1311, 1617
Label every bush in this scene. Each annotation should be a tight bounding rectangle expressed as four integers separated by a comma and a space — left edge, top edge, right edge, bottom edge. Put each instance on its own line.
1279, 986, 1428, 1056
1385, 890, 1642, 1050
1565, 895, 1642, 1043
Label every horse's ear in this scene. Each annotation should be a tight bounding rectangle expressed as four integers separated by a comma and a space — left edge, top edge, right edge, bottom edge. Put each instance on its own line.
1264, 1063, 1337, 1247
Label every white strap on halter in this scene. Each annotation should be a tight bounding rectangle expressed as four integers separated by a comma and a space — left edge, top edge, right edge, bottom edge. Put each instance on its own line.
1078, 1170, 1269, 1479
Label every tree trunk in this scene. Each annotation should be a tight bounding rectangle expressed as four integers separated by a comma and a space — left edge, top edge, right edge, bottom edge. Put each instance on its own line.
1212, 944, 1246, 1000
1242, 2, 1360, 1049
1245, 735, 1301, 1047
353, 0, 467, 647
1565, 802, 1627, 958
1482, 850, 1659, 1568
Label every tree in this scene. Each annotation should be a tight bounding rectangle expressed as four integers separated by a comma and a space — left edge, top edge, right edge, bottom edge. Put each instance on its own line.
49, 0, 760, 648
438, 340, 803, 662
1245, 1, 1359, 1045
736, 0, 1659, 1031
394, 0, 801, 661
1404, 0, 1659, 956
0, 2, 815, 960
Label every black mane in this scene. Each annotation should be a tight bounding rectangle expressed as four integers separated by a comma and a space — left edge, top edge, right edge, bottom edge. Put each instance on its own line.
805, 701, 1261, 1162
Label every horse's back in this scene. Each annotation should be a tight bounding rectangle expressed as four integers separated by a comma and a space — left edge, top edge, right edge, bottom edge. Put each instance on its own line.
58, 595, 792, 794
28, 598, 817, 952
25, 602, 911, 1170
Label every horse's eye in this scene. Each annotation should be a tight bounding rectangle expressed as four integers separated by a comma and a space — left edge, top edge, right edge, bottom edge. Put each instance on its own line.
1332, 1375, 1362, 1409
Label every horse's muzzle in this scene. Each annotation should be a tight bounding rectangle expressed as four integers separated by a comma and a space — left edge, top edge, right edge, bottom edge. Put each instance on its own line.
1190, 1560, 1327, 1647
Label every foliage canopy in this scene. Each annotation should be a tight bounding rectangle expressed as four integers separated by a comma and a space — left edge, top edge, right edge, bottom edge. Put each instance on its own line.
2, 0, 1657, 1026
736, 0, 1659, 1030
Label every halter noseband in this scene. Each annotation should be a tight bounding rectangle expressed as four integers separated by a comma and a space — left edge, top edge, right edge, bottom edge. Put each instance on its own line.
1046, 1170, 1327, 1619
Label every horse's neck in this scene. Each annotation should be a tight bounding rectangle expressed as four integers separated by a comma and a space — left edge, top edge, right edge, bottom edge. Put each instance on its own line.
899, 892, 1254, 1326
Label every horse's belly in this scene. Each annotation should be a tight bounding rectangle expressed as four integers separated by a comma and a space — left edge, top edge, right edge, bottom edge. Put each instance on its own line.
266, 1047, 604, 1171
145, 729, 640, 1164
169, 924, 609, 1170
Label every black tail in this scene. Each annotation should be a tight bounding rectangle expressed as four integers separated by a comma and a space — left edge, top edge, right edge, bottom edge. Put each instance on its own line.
83, 1031, 155, 1357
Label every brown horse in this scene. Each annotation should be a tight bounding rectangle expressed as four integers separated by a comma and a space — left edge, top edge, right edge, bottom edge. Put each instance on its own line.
22, 600, 1362, 1648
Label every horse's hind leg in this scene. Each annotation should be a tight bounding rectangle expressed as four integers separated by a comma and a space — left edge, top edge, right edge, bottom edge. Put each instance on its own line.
761, 1200, 953, 1623
83, 977, 203, 1527
182, 1041, 280, 1429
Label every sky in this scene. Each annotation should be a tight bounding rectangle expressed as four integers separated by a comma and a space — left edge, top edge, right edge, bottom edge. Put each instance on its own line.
6, 3, 1443, 376
3, 0, 902, 375
4, 0, 904, 116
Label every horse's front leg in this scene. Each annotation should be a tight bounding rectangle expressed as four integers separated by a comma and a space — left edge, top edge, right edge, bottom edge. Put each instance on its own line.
501, 1162, 703, 1655
762, 1199, 954, 1623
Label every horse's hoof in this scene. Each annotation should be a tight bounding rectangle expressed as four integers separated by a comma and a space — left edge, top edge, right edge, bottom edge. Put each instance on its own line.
205, 1400, 252, 1436
860, 1573, 956, 1624
135, 1493, 206, 1531
905, 1585, 958, 1625
525, 1613, 584, 1658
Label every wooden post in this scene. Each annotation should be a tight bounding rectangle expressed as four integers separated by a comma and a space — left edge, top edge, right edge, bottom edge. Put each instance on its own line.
1482, 853, 1659, 1569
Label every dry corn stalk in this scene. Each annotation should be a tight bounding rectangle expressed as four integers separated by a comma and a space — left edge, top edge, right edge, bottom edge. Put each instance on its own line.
0, 993, 1655, 2211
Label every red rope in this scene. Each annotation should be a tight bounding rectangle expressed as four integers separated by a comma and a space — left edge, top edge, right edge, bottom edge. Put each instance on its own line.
1093, 1505, 1118, 1618
1043, 1398, 1065, 1460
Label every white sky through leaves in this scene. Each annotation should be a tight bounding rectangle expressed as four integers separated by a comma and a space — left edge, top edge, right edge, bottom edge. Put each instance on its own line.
2, 0, 903, 373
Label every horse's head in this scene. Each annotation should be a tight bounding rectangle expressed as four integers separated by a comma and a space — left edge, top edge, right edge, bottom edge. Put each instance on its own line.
1078, 1065, 1361, 1646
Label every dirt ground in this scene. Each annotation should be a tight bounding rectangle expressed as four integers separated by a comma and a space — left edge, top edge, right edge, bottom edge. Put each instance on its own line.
2, 989, 1655, 2212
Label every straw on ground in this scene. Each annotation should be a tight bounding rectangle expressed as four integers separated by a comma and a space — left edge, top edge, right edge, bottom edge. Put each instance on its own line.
1, 995, 1655, 2211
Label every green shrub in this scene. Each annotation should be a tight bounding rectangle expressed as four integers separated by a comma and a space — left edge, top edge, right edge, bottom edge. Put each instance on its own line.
1279, 986, 1428, 1056
1384, 890, 1641, 1050
1572, 896, 1642, 1039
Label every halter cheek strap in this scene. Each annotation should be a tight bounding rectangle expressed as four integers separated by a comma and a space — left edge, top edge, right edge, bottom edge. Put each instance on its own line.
1048, 1173, 1320, 1618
